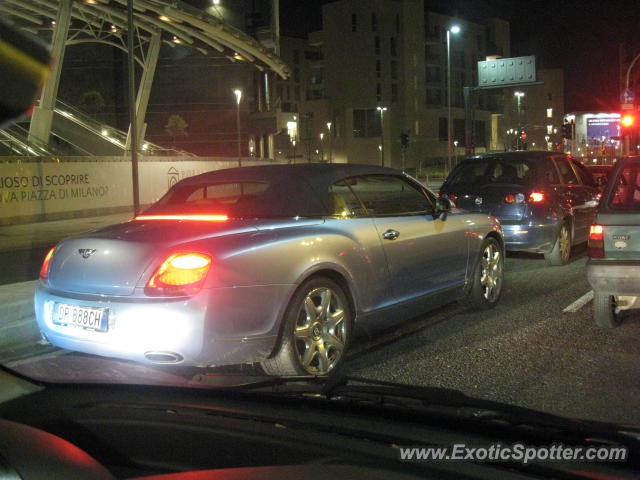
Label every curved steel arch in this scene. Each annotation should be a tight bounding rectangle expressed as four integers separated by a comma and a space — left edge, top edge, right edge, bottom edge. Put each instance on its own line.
5, 0, 290, 152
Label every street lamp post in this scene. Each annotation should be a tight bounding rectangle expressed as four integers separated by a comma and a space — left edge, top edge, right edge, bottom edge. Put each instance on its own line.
446, 25, 460, 173
233, 88, 242, 167
326, 122, 332, 163
319, 132, 324, 162
291, 139, 296, 164
377, 106, 387, 167
514, 91, 525, 150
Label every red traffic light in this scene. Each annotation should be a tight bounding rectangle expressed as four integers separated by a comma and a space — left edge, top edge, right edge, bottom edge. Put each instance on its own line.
621, 114, 635, 128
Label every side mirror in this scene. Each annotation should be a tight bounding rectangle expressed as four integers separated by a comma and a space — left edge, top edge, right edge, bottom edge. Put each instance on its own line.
434, 197, 452, 220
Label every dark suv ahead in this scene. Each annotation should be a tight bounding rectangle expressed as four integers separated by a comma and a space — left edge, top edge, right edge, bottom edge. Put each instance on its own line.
440, 151, 599, 266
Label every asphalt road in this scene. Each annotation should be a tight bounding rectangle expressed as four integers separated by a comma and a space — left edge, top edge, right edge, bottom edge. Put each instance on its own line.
345, 246, 640, 426
5, 245, 640, 426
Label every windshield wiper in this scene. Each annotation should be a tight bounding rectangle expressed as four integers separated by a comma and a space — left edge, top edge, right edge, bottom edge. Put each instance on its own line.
214, 374, 640, 449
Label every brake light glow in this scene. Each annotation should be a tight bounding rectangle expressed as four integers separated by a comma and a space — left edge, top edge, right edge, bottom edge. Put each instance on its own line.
40, 247, 55, 281
588, 224, 605, 258
528, 192, 545, 203
145, 252, 212, 297
135, 214, 228, 221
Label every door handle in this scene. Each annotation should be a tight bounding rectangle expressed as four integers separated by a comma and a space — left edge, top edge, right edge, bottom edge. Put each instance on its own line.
382, 229, 400, 240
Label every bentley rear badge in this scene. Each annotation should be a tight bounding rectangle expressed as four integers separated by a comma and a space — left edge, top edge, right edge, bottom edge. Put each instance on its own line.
78, 249, 97, 259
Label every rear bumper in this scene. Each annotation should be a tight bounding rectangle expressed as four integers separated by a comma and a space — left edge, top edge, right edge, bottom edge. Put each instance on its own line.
587, 260, 640, 295
35, 283, 292, 367
500, 221, 558, 253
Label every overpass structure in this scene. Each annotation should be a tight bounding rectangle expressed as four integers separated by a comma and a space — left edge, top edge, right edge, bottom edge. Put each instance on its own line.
1, 0, 289, 155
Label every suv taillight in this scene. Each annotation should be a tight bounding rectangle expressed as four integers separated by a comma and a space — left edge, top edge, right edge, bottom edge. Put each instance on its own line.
145, 252, 212, 297
588, 224, 605, 258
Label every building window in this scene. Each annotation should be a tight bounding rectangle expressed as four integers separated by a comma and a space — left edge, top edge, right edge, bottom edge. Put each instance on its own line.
351, 13, 357, 32
474, 120, 486, 147
376, 83, 382, 102
547, 108, 553, 118
294, 68, 300, 83
426, 88, 442, 106
375, 60, 381, 78
293, 49, 299, 65
353, 109, 382, 138
438, 117, 447, 141
425, 66, 440, 82
374, 36, 380, 55
390, 37, 397, 56
391, 60, 398, 80
396, 14, 400, 34
548, 93, 553, 101
371, 12, 377, 32
294, 86, 300, 101
547, 124, 553, 135
391, 84, 398, 103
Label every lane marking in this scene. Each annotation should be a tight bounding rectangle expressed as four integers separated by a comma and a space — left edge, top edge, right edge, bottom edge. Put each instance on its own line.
563, 290, 594, 313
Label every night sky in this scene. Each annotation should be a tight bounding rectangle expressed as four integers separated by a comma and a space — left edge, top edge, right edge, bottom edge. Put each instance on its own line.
280, 0, 640, 112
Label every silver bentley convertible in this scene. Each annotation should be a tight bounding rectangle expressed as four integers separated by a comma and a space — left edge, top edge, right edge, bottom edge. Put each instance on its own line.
35, 164, 504, 376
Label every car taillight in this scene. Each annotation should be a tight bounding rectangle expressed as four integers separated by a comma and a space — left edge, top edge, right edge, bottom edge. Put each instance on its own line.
503, 193, 526, 204
145, 252, 212, 297
588, 224, 605, 258
39, 247, 55, 281
528, 191, 545, 203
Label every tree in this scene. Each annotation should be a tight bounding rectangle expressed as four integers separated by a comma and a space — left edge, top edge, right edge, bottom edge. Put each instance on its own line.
165, 114, 188, 148
80, 90, 105, 116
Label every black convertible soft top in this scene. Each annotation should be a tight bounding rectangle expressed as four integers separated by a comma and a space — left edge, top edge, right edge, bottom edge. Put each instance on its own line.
146, 163, 406, 218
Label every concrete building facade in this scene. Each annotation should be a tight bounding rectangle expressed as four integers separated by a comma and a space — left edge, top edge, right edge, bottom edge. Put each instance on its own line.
276, 0, 513, 171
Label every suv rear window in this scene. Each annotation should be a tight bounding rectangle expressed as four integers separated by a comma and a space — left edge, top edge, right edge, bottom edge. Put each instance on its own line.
446, 158, 536, 188
609, 163, 640, 210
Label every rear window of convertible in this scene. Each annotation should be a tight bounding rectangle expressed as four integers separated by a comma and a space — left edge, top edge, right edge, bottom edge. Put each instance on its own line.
144, 179, 326, 218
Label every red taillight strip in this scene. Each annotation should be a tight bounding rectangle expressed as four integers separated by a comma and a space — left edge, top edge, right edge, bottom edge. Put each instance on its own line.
135, 214, 228, 221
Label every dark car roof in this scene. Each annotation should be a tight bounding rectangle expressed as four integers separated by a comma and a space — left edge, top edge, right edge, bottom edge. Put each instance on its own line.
463, 151, 559, 162
157, 163, 405, 218
179, 163, 401, 187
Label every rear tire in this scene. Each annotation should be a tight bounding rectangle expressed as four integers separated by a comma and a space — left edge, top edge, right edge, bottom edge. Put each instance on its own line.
262, 277, 352, 377
593, 293, 622, 328
545, 222, 571, 266
459, 237, 504, 311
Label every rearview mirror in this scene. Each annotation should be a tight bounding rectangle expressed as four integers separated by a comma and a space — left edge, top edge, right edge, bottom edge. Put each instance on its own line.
434, 197, 451, 220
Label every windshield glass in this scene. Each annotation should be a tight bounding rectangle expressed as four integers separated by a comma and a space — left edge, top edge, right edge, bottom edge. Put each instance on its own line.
608, 163, 640, 210
3, 0, 640, 453
446, 158, 536, 188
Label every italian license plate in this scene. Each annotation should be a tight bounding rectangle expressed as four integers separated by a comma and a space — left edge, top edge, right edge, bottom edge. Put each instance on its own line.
54, 303, 109, 332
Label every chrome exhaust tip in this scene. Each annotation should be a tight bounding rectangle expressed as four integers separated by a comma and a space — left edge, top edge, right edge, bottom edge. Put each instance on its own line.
144, 351, 184, 364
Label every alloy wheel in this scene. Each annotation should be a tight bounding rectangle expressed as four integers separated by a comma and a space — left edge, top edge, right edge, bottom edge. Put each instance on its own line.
293, 286, 347, 375
559, 224, 571, 263
480, 242, 503, 302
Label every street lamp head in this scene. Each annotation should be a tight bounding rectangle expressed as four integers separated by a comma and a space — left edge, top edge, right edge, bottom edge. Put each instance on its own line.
377, 106, 387, 112
514, 91, 525, 97
233, 89, 242, 104
326, 122, 332, 130
320, 132, 324, 140
449, 25, 461, 34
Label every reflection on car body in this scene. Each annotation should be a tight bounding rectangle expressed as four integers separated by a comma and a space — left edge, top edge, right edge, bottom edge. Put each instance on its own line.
440, 151, 599, 266
35, 164, 504, 376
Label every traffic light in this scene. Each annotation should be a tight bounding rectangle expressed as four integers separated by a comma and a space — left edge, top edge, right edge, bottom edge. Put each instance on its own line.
621, 113, 635, 129
400, 132, 409, 148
